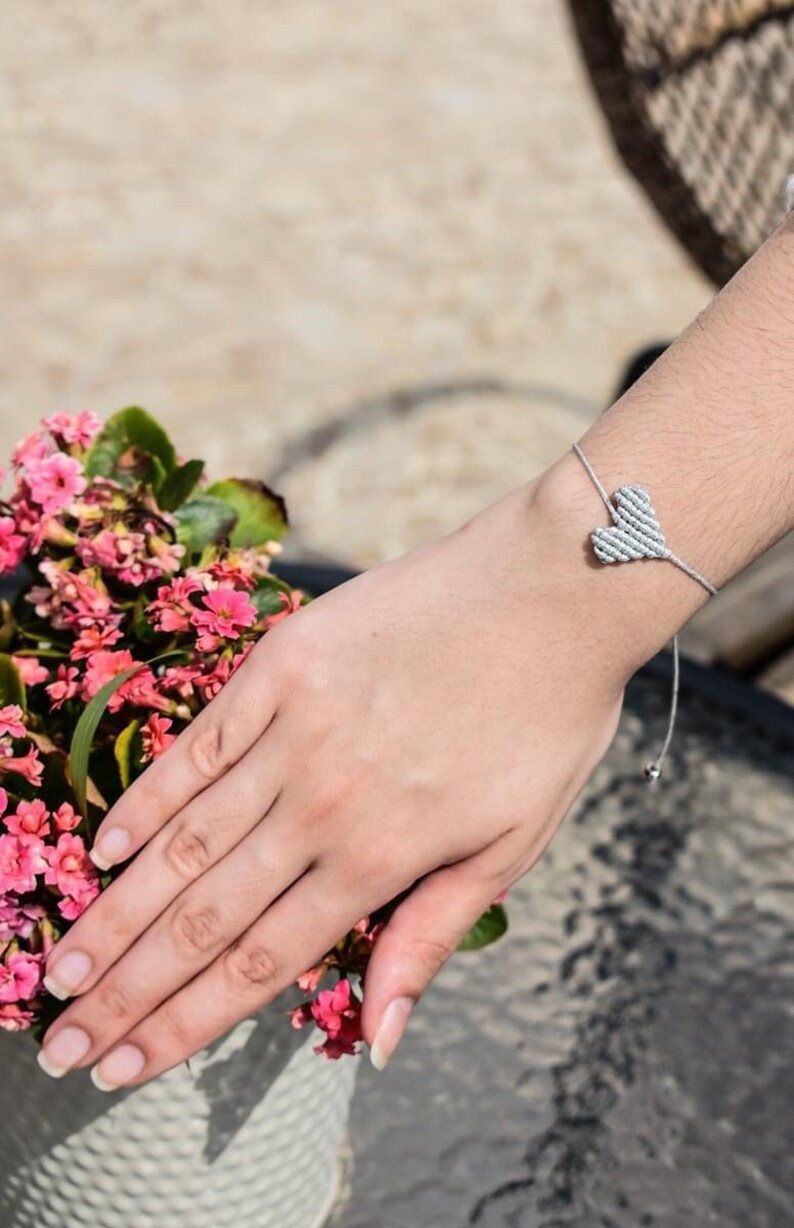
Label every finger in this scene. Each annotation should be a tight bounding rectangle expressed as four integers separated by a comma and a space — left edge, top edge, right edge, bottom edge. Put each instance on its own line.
89, 641, 280, 871
39, 805, 314, 1074
85, 864, 373, 1090
361, 833, 520, 1071
44, 731, 288, 1000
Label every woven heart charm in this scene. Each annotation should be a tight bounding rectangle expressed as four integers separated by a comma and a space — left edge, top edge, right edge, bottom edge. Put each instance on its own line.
591, 484, 668, 565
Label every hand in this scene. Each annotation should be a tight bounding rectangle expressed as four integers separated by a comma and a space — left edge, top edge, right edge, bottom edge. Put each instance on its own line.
38, 460, 633, 1088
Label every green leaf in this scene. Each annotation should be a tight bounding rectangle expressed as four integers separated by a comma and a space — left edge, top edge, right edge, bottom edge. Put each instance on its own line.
250, 573, 294, 618
0, 652, 26, 710
457, 903, 508, 952
85, 407, 177, 483
114, 719, 140, 791
173, 496, 238, 554
205, 478, 288, 547
159, 459, 205, 512
69, 666, 143, 818
0, 600, 17, 652
148, 454, 168, 496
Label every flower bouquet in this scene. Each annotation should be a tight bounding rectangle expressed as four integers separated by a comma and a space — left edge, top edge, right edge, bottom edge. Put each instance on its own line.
0, 408, 508, 1061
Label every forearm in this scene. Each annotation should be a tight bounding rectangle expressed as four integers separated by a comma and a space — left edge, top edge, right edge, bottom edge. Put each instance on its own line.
524, 213, 794, 680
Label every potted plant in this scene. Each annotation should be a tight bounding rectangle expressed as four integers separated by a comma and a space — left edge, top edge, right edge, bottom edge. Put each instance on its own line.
0, 408, 508, 1227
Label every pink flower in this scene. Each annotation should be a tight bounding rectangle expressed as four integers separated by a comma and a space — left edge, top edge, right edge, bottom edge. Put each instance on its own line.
0, 517, 26, 573
0, 789, 7, 818
0, 1002, 36, 1031
31, 561, 120, 632
53, 802, 81, 833
118, 667, 173, 714
58, 877, 100, 920
82, 649, 136, 703
12, 655, 49, 686
0, 898, 46, 941
140, 713, 176, 762
195, 632, 221, 654
75, 528, 154, 582
0, 833, 47, 893
70, 625, 123, 660
207, 559, 256, 591
146, 536, 185, 577
0, 951, 43, 1003
159, 663, 202, 700
198, 644, 254, 700
25, 453, 87, 515
296, 963, 327, 995
195, 655, 233, 700
0, 748, 43, 787
191, 589, 258, 640
43, 832, 98, 897
42, 411, 102, 448
289, 1002, 314, 1030
261, 589, 303, 629
45, 664, 81, 710
11, 499, 48, 554
5, 800, 51, 841
0, 705, 26, 740
309, 978, 363, 1059
148, 575, 204, 633
12, 432, 53, 470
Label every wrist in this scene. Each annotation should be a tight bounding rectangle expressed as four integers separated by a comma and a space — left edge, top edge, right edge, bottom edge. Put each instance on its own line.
520, 449, 711, 682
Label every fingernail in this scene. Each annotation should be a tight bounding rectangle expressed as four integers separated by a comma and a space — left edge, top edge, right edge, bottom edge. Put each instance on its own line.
89, 827, 131, 870
37, 1026, 91, 1077
91, 1043, 146, 1092
370, 996, 413, 1071
44, 951, 93, 1001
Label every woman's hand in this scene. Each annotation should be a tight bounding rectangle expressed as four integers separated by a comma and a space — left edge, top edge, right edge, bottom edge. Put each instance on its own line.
38, 458, 637, 1089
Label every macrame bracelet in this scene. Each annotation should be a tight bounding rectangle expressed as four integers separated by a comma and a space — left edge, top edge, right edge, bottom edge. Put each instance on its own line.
572, 442, 719, 782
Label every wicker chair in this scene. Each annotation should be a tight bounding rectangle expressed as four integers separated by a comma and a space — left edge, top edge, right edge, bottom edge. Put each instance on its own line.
567, 0, 794, 285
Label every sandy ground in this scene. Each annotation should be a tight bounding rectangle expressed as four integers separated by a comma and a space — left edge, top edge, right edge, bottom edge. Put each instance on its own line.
0, 0, 711, 564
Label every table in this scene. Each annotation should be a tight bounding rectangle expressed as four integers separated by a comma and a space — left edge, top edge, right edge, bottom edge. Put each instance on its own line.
334, 657, 794, 1228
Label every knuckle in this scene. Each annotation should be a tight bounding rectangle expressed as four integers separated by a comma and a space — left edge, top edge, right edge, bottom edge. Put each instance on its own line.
170, 903, 223, 955
157, 1001, 195, 1051
340, 843, 405, 895
277, 621, 327, 693
386, 917, 453, 977
104, 905, 135, 948
342, 847, 382, 889
188, 720, 229, 781
163, 822, 213, 880
411, 933, 454, 975
96, 979, 134, 1023
223, 942, 280, 996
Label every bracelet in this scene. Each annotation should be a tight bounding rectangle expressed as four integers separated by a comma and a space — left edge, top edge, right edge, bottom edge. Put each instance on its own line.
572, 442, 719, 782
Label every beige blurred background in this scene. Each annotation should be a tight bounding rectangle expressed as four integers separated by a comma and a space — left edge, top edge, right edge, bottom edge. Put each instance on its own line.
0, 0, 711, 566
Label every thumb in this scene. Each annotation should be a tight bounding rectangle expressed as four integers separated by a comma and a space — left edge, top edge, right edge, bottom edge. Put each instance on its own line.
362, 838, 514, 1071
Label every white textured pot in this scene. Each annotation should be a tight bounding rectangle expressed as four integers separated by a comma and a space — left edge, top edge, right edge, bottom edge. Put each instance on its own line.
0, 1001, 359, 1228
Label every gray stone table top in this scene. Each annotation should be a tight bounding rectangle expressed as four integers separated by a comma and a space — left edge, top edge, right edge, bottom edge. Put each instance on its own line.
335, 660, 794, 1228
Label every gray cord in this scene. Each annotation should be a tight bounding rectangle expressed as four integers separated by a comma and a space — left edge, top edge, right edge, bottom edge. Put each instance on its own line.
572, 442, 718, 781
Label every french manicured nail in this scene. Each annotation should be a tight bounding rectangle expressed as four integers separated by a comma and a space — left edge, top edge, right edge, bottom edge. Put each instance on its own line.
89, 827, 131, 870
37, 1026, 91, 1078
44, 951, 93, 1001
370, 996, 414, 1071
91, 1043, 146, 1092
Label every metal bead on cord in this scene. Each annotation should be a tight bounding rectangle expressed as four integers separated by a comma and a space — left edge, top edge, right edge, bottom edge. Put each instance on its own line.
572, 442, 719, 782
